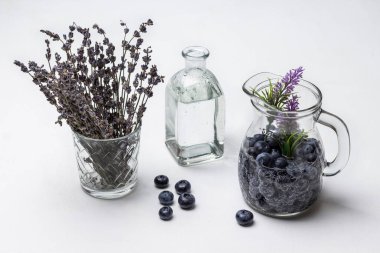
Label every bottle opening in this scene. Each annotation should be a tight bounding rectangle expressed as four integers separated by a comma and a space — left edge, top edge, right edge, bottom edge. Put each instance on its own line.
182, 46, 210, 59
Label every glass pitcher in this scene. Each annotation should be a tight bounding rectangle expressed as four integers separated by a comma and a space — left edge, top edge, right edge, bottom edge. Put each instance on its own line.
238, 72, 350, 217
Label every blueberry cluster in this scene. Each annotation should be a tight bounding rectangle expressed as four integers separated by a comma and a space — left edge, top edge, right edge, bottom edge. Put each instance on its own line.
154, 176, 196, 221
238, 133, 324, 215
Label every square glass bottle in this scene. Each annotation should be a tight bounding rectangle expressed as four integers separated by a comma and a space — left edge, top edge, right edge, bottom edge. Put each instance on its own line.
165, 46, 225, 166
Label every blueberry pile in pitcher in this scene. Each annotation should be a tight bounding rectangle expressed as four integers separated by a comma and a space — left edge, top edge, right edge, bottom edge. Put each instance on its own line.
238, 133, 324, 215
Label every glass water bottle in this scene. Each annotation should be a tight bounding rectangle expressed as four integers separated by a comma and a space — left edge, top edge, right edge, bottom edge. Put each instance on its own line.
165, 46, 225, 166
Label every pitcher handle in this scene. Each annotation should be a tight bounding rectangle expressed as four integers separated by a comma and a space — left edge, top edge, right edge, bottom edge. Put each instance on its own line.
317, 109, 351, 176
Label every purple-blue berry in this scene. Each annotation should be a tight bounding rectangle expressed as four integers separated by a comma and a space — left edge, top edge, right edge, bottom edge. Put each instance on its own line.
178, 193, 196, 209
305, 152, 317, 162
154, 175, 169, 189
175, 180, 191, 194
256, 152, 272, 167
159, 206, 173, 221
248, 134, 265, 147
266, 136, 280, 149
158, 191, 174, 205
236, 209, 254, 226
306, 138, 319, 148
249, 140, 270, 157
303, 144, 315, 154
274, 157, 288, 169
271, 149, 281, 160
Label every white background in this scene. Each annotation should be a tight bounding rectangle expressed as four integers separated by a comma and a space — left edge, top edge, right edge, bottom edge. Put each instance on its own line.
0, 0, 379, 252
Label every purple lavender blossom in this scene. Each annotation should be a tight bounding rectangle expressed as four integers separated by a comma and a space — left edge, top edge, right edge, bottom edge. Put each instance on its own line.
257, 67, 304, 111
274, 81, 282, 94
282, 66, 304, 93
285, 95, 300, 111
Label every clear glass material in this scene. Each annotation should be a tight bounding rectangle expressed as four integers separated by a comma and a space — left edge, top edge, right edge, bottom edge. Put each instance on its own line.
72, 126, 140, 199
165, 46, 225, 166
239, 72, 350, 217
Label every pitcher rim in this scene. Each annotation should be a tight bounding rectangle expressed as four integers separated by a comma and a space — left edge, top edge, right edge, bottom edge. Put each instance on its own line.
243, 72, 323, 118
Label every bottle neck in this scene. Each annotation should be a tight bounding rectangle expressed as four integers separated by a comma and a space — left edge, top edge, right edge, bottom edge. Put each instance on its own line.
182, 46, 209, 70
185, 58, 206, 69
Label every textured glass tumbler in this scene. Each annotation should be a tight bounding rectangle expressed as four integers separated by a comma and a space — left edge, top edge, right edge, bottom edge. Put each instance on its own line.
72, 127, 140, 199
239, 72, 350, 217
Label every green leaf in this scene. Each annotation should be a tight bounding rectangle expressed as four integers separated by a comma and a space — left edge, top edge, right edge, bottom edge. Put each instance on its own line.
269, 130, 308, 158
290, 132, 306, 154
283, 140, 291, 157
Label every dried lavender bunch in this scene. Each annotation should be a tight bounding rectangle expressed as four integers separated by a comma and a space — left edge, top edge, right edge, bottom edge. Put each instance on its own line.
252, 67, 304, 111
15, 19, 164, 139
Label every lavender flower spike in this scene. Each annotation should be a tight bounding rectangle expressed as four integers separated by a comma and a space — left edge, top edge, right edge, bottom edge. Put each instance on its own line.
285, 94, 300, 111
255, 67, 305, 111
274, 81, 282, 94
282, 66, 304, 93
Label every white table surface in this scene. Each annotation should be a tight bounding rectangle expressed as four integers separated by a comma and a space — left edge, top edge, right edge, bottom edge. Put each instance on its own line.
1, 0, 379, 252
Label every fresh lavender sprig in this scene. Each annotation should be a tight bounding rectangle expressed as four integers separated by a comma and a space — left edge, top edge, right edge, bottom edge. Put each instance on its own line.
281, 67, 303, 111
281, 66, 304, 93
285, 94, 300, 111
252, 67, 304, 111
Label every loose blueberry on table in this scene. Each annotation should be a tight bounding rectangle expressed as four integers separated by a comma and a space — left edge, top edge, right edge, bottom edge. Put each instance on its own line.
154, 175, 169, 189
238, 132, 323, 215
159, 206, 173, 221
236, 209, 254, 226
178, 193, 196, 209
175, 180, 191, 194
158, 191, 174, 205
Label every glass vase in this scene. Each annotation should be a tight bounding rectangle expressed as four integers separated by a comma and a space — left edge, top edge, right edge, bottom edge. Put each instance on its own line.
165, 46, 225, 166
72, 126, 140, 199
238, 72, 350, 217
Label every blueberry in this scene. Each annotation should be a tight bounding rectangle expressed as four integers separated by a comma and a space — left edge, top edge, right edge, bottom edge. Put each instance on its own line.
158, 191, 174, 205
303, 144, 315, 154
249, 186, 262, 200
159, 206, 173, 221
247, 147, 256, 157
249, 175, 260, 187
286, 162, 302, 178
294, 144, 305, 158
178, 193, 196, 209
276, 174, 295, 184
259, 182, 276, 198
256, 152, 272, 167
294, 178, 308, 191
258, 168, 277, 182
305, 152, 317, 162
235, 209, 254, 226
306, 138, 319, 147
271, 149, 281, 160
266, 136, 280, 149
175, 180, 191, 194
154, 175, 169, 189
258, 196, 266, 206
247, 134, 265, 147
249, 140, 270, 157
302, 165, 319, 181
274, 157, 288, 169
